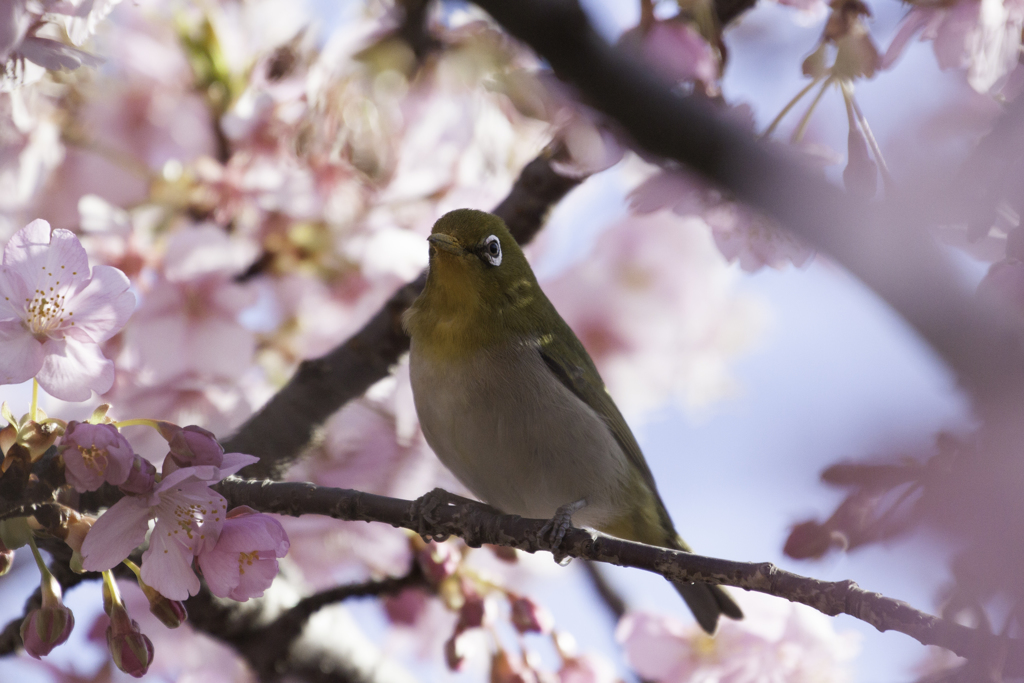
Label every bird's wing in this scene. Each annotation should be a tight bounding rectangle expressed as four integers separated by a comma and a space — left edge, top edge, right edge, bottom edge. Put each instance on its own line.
535, 323, 666, 508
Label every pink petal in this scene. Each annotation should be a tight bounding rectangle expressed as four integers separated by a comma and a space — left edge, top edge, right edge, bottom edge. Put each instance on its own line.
4, 222, 89, 282
0, 320, 43, 385
63, 265, 135, 343
81, 496, 151, 571
19, 36, 102, 70
35, 336, 114, 401
195, 544, 236, 598
881, 9, 931, 69
141, 531, 201, 600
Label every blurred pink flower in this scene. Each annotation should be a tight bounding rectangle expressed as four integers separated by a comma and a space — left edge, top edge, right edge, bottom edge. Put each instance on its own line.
629, 168, 813, 271
197, 507, 289, 601
125, 225, 257, 385
616, 592, 859, 682
0, 219, 134, 400
544, 211, 766, 415
60, 420, 134, 492
558, 654, 617, 683
621, 20, 719, 89
0, 0, 106, 90
882, 0, 1024, 93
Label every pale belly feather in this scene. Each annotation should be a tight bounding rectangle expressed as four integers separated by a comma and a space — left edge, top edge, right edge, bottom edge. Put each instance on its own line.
410, 341, 632, 529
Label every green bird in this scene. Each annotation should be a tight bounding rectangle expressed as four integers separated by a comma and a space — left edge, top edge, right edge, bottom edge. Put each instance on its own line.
404, 208, 742, 633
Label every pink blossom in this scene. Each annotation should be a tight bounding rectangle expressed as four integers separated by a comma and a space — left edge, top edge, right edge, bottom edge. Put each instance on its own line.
883, 0, 1024, 93
616, 592, 859, 682
125, 225, 257, 385
80, 452, 257, 599
629, 169, 814, 271
60, 420, 134, 492
196, 507, 289, 601
622, 20, 720, 89
0, 219, 135, 400
543, 211, 766, 415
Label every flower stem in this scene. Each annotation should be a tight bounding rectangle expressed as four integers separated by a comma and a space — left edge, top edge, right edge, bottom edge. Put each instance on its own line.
112, 418, 162, 430
842, 81, 892, 190
102, 569, 124, 609
30, 380, 38, 423
791, 76, 834, 144
761, 75, 824, 139
27, 535, 49, 577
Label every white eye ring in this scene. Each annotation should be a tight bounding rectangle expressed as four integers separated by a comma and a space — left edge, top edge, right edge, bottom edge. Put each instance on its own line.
483, 234, 502, 266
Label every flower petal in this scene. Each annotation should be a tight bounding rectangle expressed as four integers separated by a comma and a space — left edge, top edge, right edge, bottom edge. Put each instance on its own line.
63, 265, 135, 343
35, 336, 114, 401
3, 222, 90, 289
81, 496, 151, 571
0, 320, 43, 385
141, 531, 201, 600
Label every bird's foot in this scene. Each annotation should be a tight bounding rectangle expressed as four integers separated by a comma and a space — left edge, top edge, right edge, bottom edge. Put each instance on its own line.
538, 498, 587, 565
409, 488, 486, 542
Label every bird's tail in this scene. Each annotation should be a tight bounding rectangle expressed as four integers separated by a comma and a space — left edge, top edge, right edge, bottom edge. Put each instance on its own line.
669, 535, 743, 634
672, 580, 744, 634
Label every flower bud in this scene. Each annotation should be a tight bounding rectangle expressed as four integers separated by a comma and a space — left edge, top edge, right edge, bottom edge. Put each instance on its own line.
140, 583, 187, 629
417, 541, 459, 586
119, 455, 156, 495
509, 595, 554, 635
21, 574, 75, 659
21, 604, 75, 658
107, 603, 154, 678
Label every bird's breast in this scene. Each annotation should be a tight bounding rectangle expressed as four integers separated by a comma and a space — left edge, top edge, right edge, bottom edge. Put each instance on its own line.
409, 340, 633, 528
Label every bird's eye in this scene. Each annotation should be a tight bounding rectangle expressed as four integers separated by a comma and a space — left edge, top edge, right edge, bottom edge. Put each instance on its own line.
482, 234, 502, 266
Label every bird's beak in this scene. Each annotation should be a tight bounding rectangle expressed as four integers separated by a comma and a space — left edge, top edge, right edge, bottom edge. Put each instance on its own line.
427, 233, 465, 256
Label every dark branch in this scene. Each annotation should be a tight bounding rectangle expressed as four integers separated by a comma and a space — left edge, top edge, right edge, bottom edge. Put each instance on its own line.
225, 152, 581, 479
217, 479, 1024, 671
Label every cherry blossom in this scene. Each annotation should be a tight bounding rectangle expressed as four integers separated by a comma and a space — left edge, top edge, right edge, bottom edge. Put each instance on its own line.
617, 592, 859, 683
0, 219, 135, 401
80, 452, 258, 599
544, 210, 767, 415
60, 421, 135, 492
124, 225, 258, 385
196, 506, 290, 601
882, 0, 1024, 93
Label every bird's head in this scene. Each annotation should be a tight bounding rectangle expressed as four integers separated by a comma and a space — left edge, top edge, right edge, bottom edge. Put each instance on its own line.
405, 209, 546, 349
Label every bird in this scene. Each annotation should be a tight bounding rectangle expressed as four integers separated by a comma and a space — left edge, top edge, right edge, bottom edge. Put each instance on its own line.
404, 208, 742, 633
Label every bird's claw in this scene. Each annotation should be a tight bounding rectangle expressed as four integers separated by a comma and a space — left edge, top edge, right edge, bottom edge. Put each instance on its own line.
538, 498, 587, 564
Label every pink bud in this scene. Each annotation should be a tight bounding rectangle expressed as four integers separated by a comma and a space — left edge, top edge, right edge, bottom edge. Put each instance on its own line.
161, 424, 225, 474
119, 455, 157, 494
107, 605, 154, 678
20, 604, 75, 658
417, 541, 459, 586
510, 595, 554, 634
383, 588, 428, 625
144, 589, 187, 629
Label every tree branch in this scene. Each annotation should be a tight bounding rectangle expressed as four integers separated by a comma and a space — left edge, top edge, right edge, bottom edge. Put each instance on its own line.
217, 479, 1024, 671
224, 152, 581, 479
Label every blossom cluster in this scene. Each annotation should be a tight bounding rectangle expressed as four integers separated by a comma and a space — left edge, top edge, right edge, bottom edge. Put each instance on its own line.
0, 219, 287, 676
